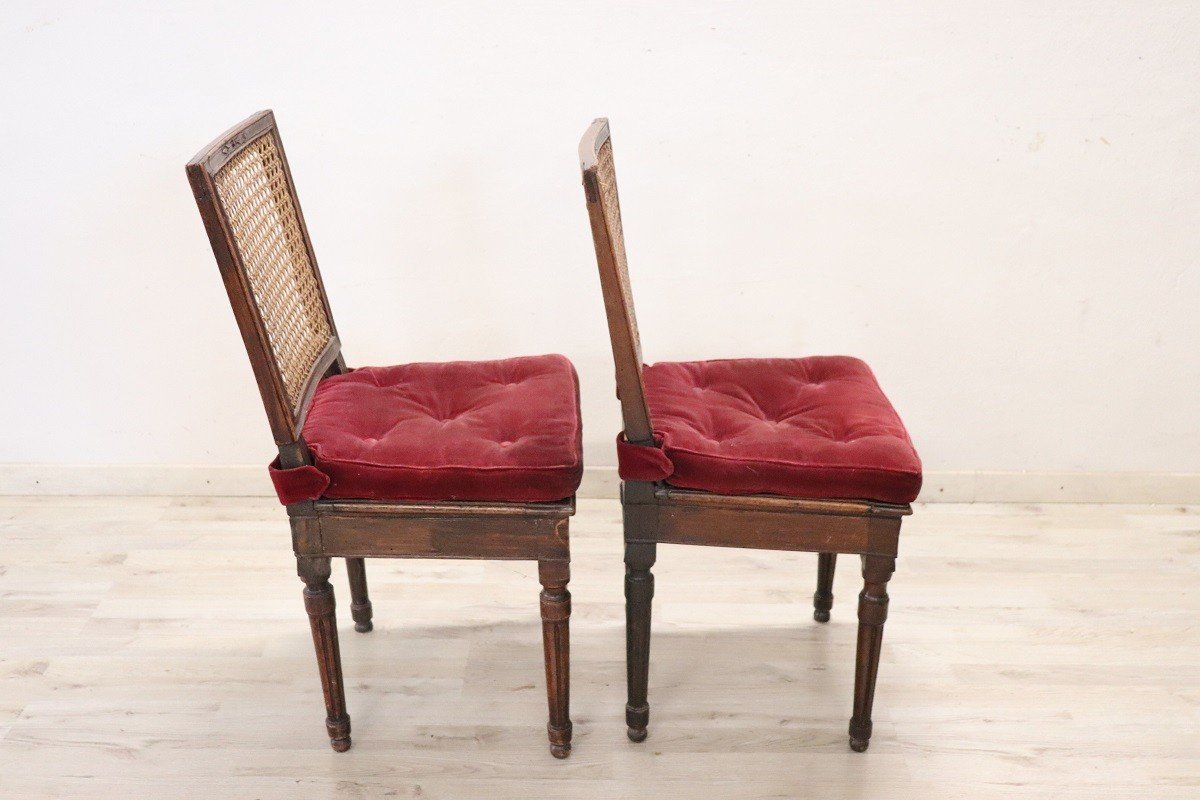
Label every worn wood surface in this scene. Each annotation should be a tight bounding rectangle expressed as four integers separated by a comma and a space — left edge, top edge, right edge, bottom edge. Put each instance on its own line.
185, 110, 342, 445
0, 497, 1197, 797
579, 117, 654, 445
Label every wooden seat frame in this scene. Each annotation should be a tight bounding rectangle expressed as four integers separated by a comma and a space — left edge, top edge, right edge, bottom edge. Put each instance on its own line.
579, 118, 911, 752
187, 111, 573, 758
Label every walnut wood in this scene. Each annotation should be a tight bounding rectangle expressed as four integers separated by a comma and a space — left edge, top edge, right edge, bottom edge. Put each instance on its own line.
319, 497, 575, 517
189, 111, 577, 757
345, 558, 372, 633
623, 540, 656, 742
813, 553, 837, 623
652, 486, 911, 519
850, 555, 895, 752
538, 560, 573, 759
652, 504, 900, 556
579, 118, 653, 444
626, 485, 904, 557
580, 117, 913, 752
297, 556, 351, 751
186, 111, 341, 446
309, 510, 570, 561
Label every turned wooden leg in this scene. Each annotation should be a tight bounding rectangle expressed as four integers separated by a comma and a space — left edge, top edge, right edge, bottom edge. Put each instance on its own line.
539, 559, 572, 759
345, 557, 373, 633
849, 554, 895, 752
297, 556, 352, 752
813, 552, 837, 623
624, 541, 656, 743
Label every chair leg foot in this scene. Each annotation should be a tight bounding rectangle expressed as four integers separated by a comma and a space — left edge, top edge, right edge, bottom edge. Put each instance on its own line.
328, 716, 352, 752
346, 558, 373, 633
626, 701, 649, 742
848, 718, 871, 752
548, 722, 572, 759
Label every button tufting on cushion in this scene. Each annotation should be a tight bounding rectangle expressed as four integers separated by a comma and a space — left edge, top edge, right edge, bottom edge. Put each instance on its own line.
637, 356, 921, 504
300, 354, 583, 503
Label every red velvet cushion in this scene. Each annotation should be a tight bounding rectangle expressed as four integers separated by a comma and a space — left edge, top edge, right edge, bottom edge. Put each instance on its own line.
299, 355, 583, 503
634, 357, 921, 504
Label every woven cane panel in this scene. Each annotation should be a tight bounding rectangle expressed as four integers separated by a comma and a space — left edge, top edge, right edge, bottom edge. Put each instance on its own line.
213, 133, 332, 410
595, 141, 643, 364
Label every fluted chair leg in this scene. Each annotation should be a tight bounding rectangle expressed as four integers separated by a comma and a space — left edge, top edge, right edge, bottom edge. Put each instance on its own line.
539, 560, 572, 758
849, 555, 895, 752
297, 556, 352, 752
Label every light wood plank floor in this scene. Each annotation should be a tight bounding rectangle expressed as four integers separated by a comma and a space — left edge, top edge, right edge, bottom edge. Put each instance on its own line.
0, 497, 1197, 798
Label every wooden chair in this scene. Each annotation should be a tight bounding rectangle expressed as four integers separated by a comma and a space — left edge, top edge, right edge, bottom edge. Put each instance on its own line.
186, 110, 579, 757
578, 118, 922, 752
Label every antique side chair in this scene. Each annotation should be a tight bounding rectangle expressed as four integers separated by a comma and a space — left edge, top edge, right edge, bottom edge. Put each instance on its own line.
578, 118, 922, 752
186, 110, 579, 758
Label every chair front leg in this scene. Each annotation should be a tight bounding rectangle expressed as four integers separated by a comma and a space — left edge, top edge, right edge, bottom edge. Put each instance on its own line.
297, 556, 352, 752
345, 557, 373, 633
538, 559, 572, 758
849, 554, 895, 752
813, 552, 837, 622
624, 541, 656, 742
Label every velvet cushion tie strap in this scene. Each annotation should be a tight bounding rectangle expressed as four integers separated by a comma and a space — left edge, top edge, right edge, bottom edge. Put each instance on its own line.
268, 456, 331, 505
616, 432, 673, 482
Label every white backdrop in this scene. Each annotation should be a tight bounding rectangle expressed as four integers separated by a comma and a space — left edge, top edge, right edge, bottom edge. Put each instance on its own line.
2, 2, 1198, 494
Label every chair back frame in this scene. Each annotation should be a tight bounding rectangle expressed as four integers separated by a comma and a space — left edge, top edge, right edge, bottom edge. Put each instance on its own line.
579, 118, 654, 444
186, 110, 343, 453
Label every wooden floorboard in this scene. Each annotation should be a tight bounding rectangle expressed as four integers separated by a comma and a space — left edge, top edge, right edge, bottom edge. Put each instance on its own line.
0, 496, 1196, 797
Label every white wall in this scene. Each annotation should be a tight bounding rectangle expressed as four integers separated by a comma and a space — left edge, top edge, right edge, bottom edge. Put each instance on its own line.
2, 2, 1198, 487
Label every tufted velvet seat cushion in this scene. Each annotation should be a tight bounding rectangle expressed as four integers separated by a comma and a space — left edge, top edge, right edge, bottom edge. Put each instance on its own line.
624, 357, 921, 504
275, 355, 583, 504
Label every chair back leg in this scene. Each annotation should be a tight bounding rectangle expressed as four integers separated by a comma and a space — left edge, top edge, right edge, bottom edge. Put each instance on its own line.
538, 559, 573, 758
345, 557, 373, 633
849, 554, 895, 752
297, 556, 352, 751
813, 552, 837, 622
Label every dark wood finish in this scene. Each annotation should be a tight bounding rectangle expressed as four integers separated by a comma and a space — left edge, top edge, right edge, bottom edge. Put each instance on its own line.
813, 553, 837, 623
538, 560, 572, 759
188, 111, 573, 757
297, 556, 351, 752
306, 499, 572, 561
345, 558, 372, 633
579, 118, 653, 444
580, 118, 913, 753
631, 485, 906, 556
622, 540, 655, 742
850, 555, 895, 751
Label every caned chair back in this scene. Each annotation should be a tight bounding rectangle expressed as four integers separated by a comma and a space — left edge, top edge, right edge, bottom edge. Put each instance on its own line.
579, 118, 654, 444
186, 111, 341, 446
